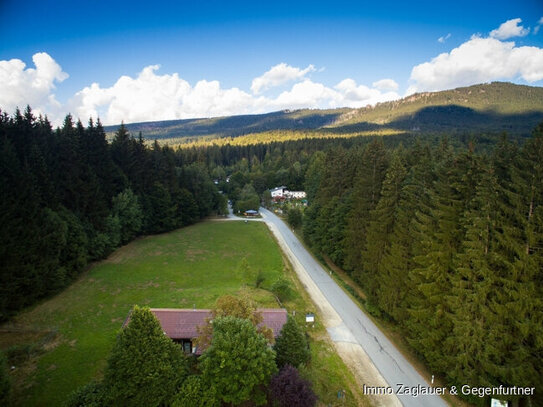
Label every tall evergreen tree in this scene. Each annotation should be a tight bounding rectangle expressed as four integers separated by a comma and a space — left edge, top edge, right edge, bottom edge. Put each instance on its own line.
103, 306, 188, 407
344, 141, 389, 275
274, 316, 310, 369
361, 150, 407, 301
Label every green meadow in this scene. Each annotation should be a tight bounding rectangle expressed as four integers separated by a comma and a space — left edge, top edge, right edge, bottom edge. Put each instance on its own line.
1, 220, 367, 407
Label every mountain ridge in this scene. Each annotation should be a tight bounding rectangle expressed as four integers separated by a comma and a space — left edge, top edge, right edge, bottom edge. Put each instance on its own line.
104, 82, 543, 142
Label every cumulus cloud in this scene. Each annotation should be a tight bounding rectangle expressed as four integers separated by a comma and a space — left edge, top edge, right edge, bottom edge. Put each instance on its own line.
69, 65, 260, 125
250, 63, 315, 94
335, 79, 400, 107
372, 78, 399, 91
407, 34, 543, 94
1, 54, 402, 125
0, 52, 68, 118
438, 33, 451, 43
490, 18, 529, 40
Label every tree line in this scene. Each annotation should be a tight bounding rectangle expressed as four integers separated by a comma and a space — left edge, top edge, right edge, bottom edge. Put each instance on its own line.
177, 124, 542, 405
301, 129, 543, 405
0, 107, 225, 321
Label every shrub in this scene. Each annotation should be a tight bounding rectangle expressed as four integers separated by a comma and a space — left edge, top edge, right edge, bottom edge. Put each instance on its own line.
64, 381, 105, 407
200, 316, 277, 406
172, 375, 219, 407
271, 277, 292, 302
270, 365, 317, 407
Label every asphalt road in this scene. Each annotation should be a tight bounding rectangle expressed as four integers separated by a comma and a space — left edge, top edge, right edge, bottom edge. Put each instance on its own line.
259, 207, 449, 407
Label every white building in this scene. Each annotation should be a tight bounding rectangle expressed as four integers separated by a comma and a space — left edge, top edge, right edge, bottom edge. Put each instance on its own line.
271, 186, 287, 199
270, 186, 307, 201
285, 190, 307, 199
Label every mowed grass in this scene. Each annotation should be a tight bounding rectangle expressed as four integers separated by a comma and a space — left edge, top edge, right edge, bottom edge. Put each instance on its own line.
2, 220, 368, 407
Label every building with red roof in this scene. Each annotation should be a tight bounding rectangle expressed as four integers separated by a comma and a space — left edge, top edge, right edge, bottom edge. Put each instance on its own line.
123, 308, 288, 355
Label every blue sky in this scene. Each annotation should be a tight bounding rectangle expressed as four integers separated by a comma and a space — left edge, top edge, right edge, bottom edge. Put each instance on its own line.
1, 0, 542, 125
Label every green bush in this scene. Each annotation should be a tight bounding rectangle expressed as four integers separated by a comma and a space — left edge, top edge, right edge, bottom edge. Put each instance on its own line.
271, 278, 292, 302
172, 375, 219, 407
64, 381, 105, 407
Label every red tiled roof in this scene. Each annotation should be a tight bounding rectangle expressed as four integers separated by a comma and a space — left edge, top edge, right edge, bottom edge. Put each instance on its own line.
256, 308, 288, 337
123, 308, 288, 340
151, 308, 210, 339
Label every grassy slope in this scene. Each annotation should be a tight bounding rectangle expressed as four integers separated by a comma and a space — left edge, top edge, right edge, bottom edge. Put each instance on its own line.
1, 221, 366, 407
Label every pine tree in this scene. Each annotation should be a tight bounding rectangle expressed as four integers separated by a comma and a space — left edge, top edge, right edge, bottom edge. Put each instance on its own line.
406, 148, 480, 373
274, 316, 311, 369
361, 150, 407, 302
344, 141, 389, 274
446, 162, 502, 388
103, 306, 188, 407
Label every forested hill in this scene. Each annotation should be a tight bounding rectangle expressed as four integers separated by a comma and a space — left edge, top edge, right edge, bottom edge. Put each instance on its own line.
331, 82, 543, 135
104, 82, 543, 144
104, 109, 346, 142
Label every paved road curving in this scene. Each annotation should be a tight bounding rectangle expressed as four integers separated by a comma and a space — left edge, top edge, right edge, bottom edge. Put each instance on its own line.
259, 207, 449, 407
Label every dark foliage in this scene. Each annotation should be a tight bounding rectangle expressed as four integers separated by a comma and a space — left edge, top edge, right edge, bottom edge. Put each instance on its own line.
0, 108, 222, 321
270, 365, 317, 407
0, 352, 10, 407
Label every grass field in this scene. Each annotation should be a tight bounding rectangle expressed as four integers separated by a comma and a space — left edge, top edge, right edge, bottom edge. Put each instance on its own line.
1, 220, 367, 406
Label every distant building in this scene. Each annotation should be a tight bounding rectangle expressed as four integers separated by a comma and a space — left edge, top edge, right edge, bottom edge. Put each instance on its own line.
285, 190, 307, 200
244, 209, 259, 216
270, 186, 287, 199
123, 308, 287, 355
270, 186, 307, 202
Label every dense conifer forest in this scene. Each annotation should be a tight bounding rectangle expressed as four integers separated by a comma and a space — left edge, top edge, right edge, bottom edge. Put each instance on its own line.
0, 107, 224, 321
1, 103, 542, 405
178, 123, 543, 405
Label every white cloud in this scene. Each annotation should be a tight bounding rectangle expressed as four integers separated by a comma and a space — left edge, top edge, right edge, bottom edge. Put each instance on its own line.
1, 54, 403, 125
490, 18, 529, 40
69, 65, 259, 125
438, 33, 451, 43
0, 52, 68, 118
250, 63, 315, 94
372, 78, 399, 91
407, 35, 543, 94
335, 79, 400, 107
535, 17, 543, 35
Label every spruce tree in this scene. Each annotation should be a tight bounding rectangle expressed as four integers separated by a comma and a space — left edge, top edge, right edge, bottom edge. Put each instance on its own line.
344, 141, 388, 275
406, 148, 479, 373
362, 150, 407, 302
274, 316, 311, 369
102, 306, 188, 407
